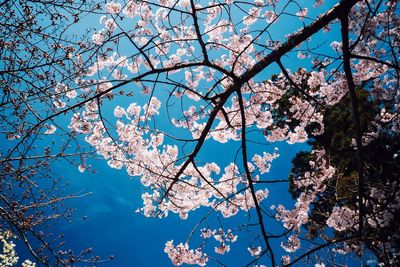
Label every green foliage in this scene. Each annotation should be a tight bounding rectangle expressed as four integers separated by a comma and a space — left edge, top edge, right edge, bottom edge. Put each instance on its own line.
287, 87, 400, 252
310, 89, 378, 175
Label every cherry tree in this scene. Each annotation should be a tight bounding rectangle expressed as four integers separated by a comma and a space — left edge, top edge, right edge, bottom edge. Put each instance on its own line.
1, 0, 399, 266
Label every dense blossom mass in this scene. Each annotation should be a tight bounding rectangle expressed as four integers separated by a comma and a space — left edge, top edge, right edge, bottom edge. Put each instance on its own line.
0, 231, 35, 267
1, 0, 399, 266
72, 0, 399, 265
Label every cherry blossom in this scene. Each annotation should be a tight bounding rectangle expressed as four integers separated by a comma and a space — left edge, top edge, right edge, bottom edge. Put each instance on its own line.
44, 124, 57, 135
248, 246, 262, 257
164, 241, 208, 266
2, 0, 399, 265
326, 206, 358, 232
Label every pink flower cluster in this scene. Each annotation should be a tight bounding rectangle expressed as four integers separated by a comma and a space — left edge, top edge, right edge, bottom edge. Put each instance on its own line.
164, 241, 208, 266
200, 228, 238, 255
276, 149, 335, 252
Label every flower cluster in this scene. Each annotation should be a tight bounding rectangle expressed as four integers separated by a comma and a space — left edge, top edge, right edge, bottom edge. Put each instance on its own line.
200, 228, 237, 255
0, 230, 35, 267
276, 149, 335, 252
0, 231, 19, 266
164, 241, 208, 266
326, 206, 358, 232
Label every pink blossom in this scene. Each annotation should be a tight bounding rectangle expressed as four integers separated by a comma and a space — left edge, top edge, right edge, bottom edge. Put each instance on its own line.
296, 8, 308, 19
214, 243, 230, 255
78, 165, 85, 173
123, 1, 137, 17
281, 235, 300, 252
164, 241, 208, 266
248, 246, 262, 256
92, 31, 105, 45
44, 124, 57, 135
105, 1, 121, 14
326, 206, 357, 232
104, 18, 117, 32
